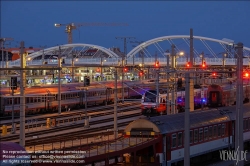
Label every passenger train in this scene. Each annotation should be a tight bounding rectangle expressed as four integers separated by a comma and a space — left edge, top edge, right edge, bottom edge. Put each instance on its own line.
125, 103, 250, 166
141, 84, 250, 115
0, 80, 154, 116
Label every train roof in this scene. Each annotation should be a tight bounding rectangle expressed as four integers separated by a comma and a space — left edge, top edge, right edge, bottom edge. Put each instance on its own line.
0, 142, 28, 160
124, 103, 250, 135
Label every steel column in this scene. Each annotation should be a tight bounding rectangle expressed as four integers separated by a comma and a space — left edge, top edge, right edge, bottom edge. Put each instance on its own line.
235, 42, 244, 166
20, 41, 26, 146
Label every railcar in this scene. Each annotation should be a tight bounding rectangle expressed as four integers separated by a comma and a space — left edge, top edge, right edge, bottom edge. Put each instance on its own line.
207, 84, 250, 107
0, 85, 129, 116
141, 88, 208, 116
124, 103, 250, 166
0, 80, 159, 116
141, 84, 250, 116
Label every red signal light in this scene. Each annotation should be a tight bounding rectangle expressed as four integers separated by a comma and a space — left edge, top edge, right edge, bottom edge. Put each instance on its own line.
213, 73, 216, 76
202, 62, 206, 68
186, 62, 190, 67
124, 68, 128, 72
96, 68, 100, 72
155, 61, 159, 68
139, 70, 143, 76
245, 72, 249, 78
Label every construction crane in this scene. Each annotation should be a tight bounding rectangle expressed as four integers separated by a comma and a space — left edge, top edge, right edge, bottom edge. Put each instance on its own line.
55, 22, 128, 44
54, 23, 78, 44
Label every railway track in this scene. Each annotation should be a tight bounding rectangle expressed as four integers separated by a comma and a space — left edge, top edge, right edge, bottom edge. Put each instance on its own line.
1, 103, 139, 132
1, 102, 135, 123
1, 107, 141, 143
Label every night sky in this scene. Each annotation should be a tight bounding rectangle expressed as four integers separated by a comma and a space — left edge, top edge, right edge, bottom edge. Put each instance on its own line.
1, 1, 250, 51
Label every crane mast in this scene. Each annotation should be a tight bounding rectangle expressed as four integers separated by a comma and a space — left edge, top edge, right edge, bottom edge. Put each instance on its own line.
55, 23, 76, 44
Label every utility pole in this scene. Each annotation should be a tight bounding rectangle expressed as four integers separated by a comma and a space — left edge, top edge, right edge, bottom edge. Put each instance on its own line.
171, 44, 176, 114
165, 50, 170, 115
184, 28, 195, 166
115, 37, 135, 102
114, 68, 118, 139
184, 72, 190, 166
0, 38, 13, 74
190, 29, 194, 66
235, 42, 244, 166
20, 41, 26, 147
11, 78, 15, 134
58, 46, 62, 114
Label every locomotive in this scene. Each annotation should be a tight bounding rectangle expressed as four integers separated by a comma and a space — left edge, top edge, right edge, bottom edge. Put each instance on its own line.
141, 84, 250, 116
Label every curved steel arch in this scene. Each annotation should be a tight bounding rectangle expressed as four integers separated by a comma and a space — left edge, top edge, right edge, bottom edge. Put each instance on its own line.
127, 35, 250, 58
27, 43, 119, 59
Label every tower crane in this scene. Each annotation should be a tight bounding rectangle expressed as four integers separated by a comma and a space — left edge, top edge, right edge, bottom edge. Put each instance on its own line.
54, 23, 79, 44
55, 22, 127, 44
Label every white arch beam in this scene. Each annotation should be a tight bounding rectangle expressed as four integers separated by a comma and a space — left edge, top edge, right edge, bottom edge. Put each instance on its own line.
127, 35, 250, 58
27, 43, 119, 60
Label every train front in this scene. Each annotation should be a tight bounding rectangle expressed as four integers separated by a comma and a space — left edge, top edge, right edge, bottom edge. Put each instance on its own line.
141, 90, 158, 115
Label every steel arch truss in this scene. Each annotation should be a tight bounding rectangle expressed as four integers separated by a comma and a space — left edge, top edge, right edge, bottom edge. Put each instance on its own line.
127, 35, 250, 59
26, 43, 119, 62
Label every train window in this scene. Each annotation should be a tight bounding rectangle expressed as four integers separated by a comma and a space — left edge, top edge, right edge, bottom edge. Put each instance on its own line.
199, 128, 203, 142
7, 98, 12, 105
190, 130, 193, 144
204, 127, 208, 141
218, 124, 221, 137
244, 119, 247, 131
62, 94, 65, 100
167, 136, 171, 150
248, 118, 250, 130
172, 133, 176, 148
194, 129, 198, 143
178, 132, 182, 147
209, 126, 212, 139
213, 125, 217, 138
222, 124, 225, 136
26, 97, 29, 104
17, 98, 20, 104
248, 119, 250, 130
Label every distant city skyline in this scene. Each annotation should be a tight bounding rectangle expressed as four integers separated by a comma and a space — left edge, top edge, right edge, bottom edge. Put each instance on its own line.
1, 1, 250, 52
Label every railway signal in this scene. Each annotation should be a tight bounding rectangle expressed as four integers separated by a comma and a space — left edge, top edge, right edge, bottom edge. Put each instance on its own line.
124, 67, 128, 72
139, 70, 144, 76
96, 68, 100, 72
155, 60, 159, 68
202, 62, 206, 68
244, 72, 249, 78
186, 62, 190, 68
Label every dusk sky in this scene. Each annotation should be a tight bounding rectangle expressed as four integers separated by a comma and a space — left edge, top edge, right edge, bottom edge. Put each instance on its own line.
1, 1, 250, 52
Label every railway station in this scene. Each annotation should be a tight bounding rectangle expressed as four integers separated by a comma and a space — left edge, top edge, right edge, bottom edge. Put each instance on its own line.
1, 30, 250, 166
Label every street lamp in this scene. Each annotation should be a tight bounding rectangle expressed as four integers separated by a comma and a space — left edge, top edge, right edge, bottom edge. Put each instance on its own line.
100, 55, 106, 81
